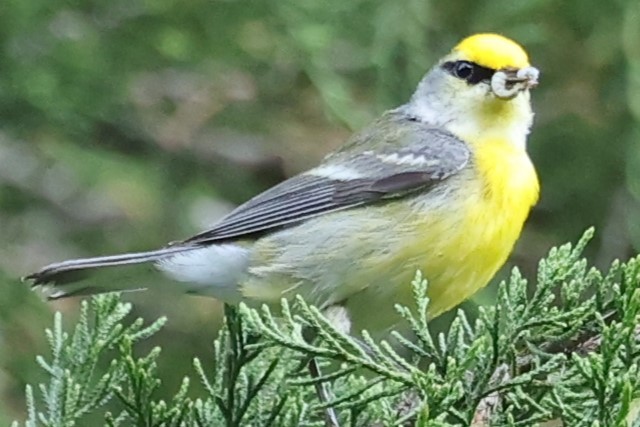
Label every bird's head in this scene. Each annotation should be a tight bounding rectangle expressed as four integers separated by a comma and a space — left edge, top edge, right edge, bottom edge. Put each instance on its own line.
404, 33, 539, 145
447, 33, 538, 99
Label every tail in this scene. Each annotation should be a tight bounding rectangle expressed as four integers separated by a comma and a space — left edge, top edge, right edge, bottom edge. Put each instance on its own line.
25, 246, 194, 300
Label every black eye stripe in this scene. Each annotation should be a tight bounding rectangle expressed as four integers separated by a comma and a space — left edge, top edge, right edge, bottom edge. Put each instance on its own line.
442, 60, 495, 85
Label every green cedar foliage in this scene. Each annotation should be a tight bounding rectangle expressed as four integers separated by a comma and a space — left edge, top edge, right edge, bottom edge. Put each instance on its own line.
13, 230, 640, 426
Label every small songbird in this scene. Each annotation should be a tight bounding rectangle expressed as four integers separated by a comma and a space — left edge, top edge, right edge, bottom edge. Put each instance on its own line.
27, 33, 540, 334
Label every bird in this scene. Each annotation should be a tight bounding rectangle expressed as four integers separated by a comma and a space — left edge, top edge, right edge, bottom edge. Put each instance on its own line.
26, 33, 540, 335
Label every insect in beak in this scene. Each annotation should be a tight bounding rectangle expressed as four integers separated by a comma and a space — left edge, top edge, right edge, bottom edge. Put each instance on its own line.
491, 66, 540, 99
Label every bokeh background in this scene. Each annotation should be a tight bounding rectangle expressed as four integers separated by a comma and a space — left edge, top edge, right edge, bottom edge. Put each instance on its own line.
1, 0, 639, 422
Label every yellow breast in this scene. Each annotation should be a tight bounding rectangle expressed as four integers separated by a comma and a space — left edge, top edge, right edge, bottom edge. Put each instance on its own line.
420, 137, 539, 318
344, 136, 539, 329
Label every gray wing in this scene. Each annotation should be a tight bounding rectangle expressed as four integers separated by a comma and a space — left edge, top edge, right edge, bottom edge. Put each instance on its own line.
184, 124, 470, 245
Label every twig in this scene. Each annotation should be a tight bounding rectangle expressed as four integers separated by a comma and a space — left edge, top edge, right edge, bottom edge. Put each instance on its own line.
470, 321, 640, 425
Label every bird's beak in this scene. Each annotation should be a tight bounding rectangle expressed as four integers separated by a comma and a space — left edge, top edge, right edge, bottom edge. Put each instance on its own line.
491, 66, 540, 99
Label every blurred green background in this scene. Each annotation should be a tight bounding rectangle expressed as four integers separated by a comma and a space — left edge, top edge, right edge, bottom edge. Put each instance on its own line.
2, 0, 639, 422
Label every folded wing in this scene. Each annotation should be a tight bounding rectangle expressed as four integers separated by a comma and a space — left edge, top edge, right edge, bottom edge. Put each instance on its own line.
184, 124, 470, 245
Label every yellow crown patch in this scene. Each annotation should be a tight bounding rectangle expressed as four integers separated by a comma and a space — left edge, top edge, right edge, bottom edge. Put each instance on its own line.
454, 33, 530, 70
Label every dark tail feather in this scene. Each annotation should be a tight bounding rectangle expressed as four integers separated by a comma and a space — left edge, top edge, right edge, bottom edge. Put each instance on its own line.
24, 246, 193, 290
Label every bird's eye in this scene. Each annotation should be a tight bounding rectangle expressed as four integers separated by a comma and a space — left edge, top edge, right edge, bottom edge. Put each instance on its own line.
442, 61, 495, 85
454, 61, 474, 80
